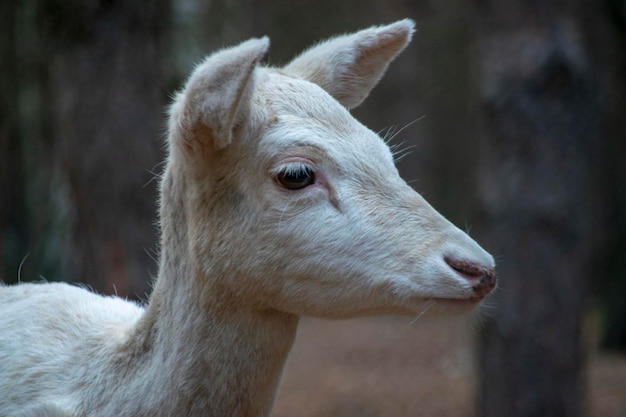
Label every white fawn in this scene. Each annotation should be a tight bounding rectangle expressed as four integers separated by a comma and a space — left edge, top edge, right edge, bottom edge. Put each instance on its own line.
0, 19, 496, 417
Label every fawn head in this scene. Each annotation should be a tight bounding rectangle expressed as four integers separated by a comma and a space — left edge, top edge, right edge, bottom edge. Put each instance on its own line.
165, 19, 496, 318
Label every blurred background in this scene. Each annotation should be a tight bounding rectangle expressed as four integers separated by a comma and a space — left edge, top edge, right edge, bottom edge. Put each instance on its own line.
1, 0, 625, 416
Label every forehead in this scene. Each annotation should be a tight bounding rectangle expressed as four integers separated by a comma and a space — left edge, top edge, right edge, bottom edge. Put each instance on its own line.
256, 70, 394, 166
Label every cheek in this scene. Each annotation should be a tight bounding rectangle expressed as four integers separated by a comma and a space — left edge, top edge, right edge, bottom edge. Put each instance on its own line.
260, 185, 334, 230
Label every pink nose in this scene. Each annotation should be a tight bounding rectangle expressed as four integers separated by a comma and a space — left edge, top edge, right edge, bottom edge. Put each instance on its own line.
444, 257, 497, 299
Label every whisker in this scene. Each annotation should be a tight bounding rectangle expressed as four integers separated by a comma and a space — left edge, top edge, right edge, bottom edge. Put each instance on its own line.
409, 300, 436, 326
382, 126, 399, 144
143, 170, 164, 188
143, 160, 167, 188
143, 247, 159, 265
17, 252, 30, 283
383, 115, 426, 145
377, 126, 390, 137
391, 143, 417, 163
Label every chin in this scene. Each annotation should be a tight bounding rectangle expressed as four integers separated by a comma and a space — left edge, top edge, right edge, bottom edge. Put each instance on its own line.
408, 296, 487, 317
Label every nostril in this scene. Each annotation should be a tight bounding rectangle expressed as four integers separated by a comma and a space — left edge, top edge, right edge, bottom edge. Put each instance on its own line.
444, 256, 497, 295
444, 256, 485, 279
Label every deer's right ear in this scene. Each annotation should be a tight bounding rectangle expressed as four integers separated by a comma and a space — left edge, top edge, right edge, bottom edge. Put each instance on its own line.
168, 37, 269, 156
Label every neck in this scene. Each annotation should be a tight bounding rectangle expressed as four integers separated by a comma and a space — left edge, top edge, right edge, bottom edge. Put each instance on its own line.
134, 285, 298, 416
110, 170, 299, 417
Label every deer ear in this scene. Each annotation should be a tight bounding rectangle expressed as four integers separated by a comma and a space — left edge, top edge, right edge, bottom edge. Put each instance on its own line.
284, 19, 414, 109
169, 37, 270, 154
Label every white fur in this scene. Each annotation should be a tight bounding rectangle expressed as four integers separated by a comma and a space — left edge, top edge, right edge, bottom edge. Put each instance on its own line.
0, 19, 495, 417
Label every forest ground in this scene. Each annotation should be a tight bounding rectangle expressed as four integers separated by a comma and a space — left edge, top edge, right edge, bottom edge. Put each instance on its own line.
272, 314, 626, 417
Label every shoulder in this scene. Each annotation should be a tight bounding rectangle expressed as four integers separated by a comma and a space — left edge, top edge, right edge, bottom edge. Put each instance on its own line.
0, 281, 145, 336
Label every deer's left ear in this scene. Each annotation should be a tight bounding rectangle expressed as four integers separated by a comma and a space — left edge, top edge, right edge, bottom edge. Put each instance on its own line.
284, 19, 414, 109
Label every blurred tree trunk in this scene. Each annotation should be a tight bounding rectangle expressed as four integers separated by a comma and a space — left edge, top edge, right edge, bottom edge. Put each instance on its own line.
0, 0, 26, 280
1, 1, 171, 298
41, 0, 171, 297
591, 1, 626, 352
1, 0, 59, 283
473, 1, 621, 416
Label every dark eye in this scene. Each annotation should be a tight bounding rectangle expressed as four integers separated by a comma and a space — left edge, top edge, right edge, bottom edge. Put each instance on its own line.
276, 164, 316, 190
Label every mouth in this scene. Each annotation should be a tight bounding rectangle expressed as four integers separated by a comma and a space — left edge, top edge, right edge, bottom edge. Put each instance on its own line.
426, 293, 490, 312
435, 296, 484, 305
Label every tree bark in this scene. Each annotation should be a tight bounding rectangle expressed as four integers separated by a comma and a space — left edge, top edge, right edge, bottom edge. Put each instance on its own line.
473, 1, 618, 415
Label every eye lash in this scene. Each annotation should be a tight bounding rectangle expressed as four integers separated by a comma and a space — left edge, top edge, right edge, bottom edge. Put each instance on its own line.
273, 161, 316, 190
276, 162, 312, 176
